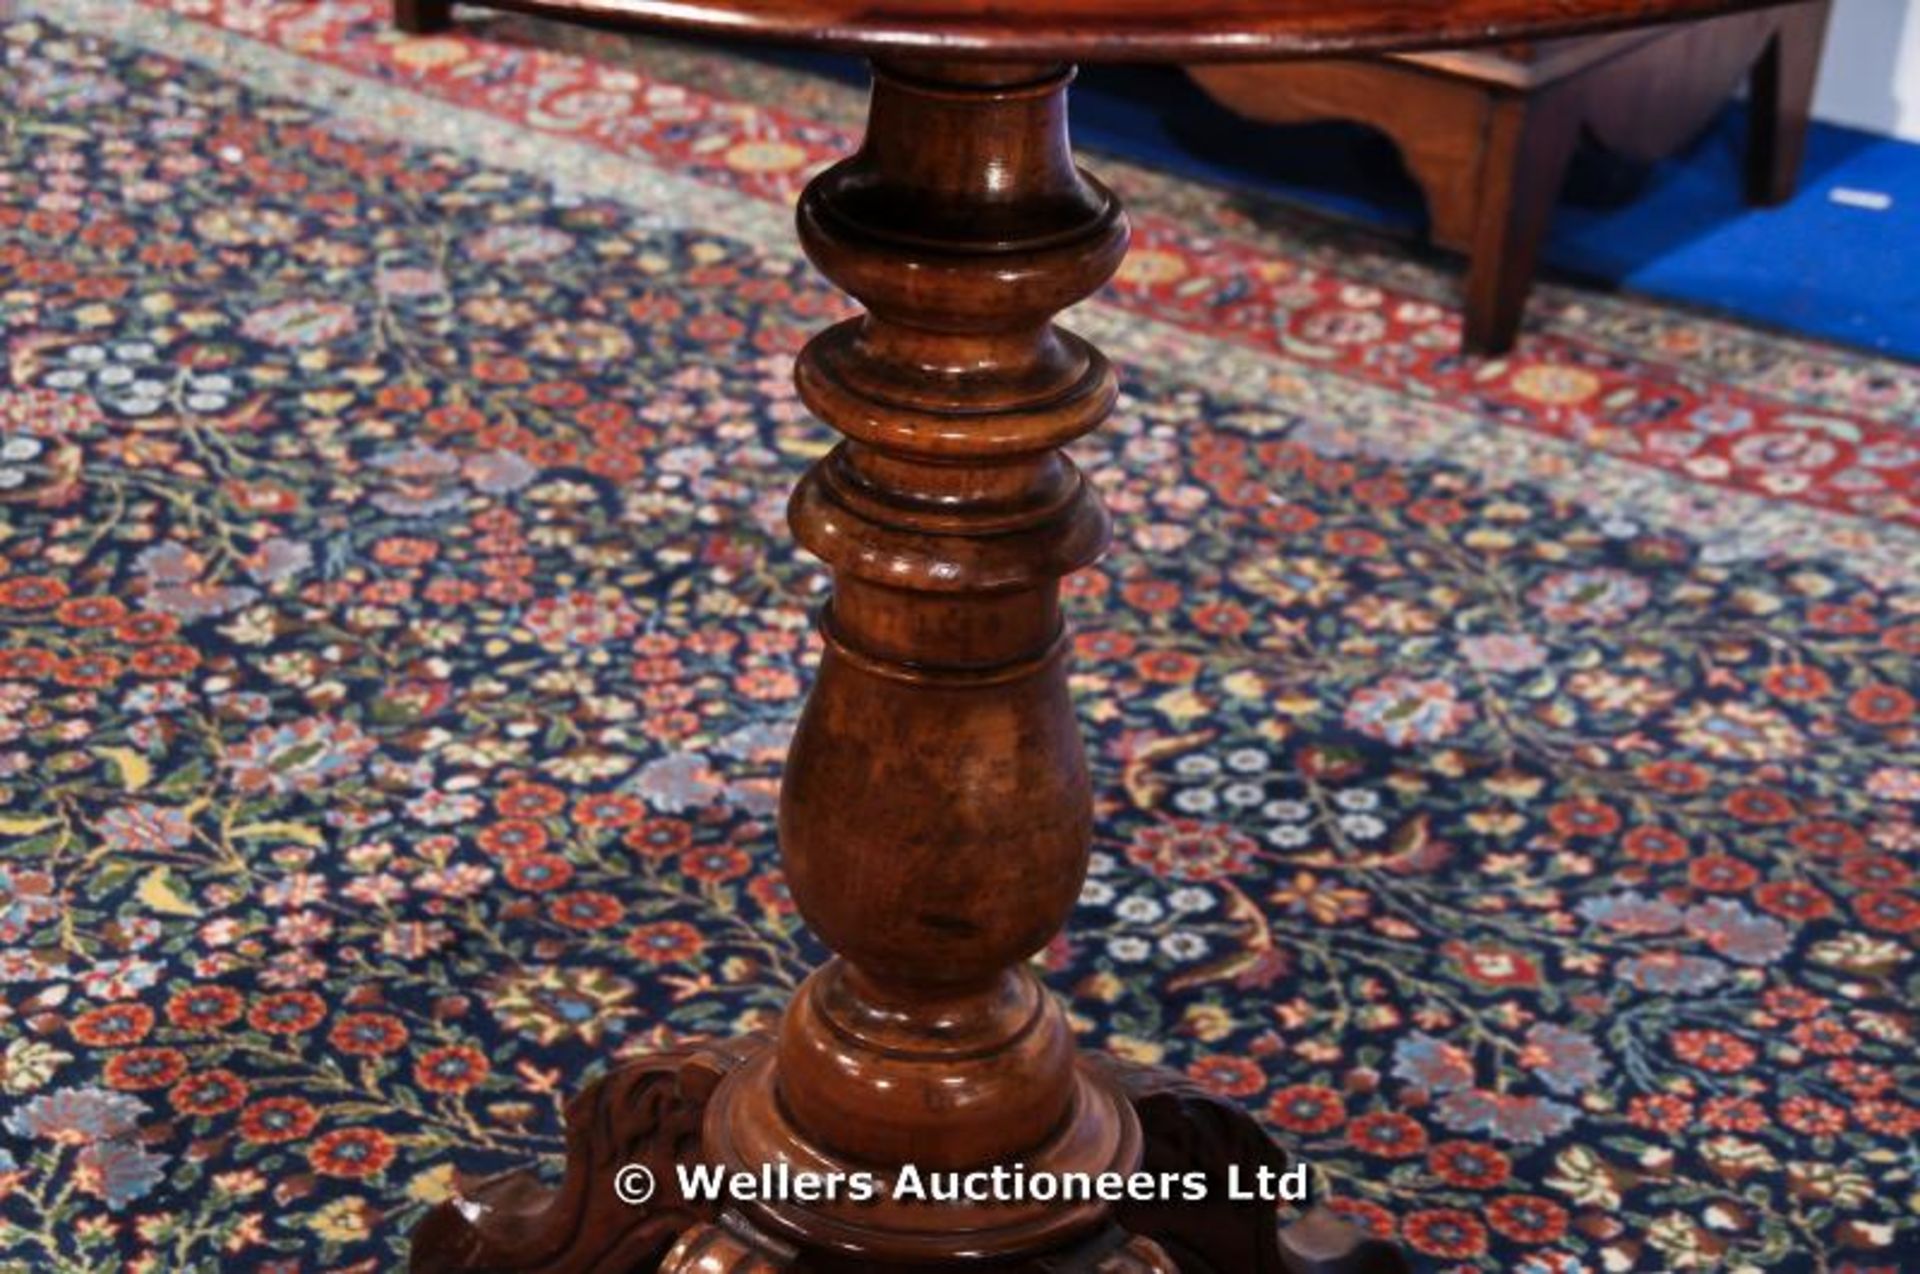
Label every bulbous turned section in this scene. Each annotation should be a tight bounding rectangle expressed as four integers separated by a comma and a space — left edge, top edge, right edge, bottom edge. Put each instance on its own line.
781, 623, 1095, 988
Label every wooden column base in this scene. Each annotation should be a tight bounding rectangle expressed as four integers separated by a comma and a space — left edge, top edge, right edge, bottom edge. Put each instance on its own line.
409, 1040, 1406, 1274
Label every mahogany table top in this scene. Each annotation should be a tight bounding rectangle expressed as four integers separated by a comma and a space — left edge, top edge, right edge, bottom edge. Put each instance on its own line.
469, 0, 1784, 60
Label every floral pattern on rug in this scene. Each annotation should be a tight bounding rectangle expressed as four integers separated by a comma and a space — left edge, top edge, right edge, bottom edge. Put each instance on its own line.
132, 0, 1920, 528
0, 10, 1915, 1274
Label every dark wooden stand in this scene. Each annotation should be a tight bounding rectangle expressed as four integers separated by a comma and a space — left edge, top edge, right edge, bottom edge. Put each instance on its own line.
410, 54, 1402, 1274
1189, 1, 1832, 354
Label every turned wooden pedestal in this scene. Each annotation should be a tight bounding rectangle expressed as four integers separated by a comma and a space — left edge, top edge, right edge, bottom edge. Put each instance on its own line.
400, 1, 1780, 1270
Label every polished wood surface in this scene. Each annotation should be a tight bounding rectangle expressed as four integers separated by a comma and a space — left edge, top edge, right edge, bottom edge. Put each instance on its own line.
406, 2, 1776, 1270
1189, 1, 1830, 352
411, 0, 1783, 60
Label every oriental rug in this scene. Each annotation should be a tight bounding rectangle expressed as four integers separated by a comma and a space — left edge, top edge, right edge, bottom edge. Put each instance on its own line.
0, 4, 1914, 1271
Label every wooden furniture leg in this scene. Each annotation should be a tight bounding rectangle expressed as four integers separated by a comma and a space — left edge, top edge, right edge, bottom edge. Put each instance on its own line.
409, 1041, 751, 1273
1746, 0, 1831, 207
1463, 90, 1580, 356
699, 56, 1143, 1262
395, 0, 456, 35
410, 54, 1406, 1274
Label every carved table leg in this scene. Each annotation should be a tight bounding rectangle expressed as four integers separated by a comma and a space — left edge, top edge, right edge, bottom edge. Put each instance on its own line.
409, 1040, 757, 1273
